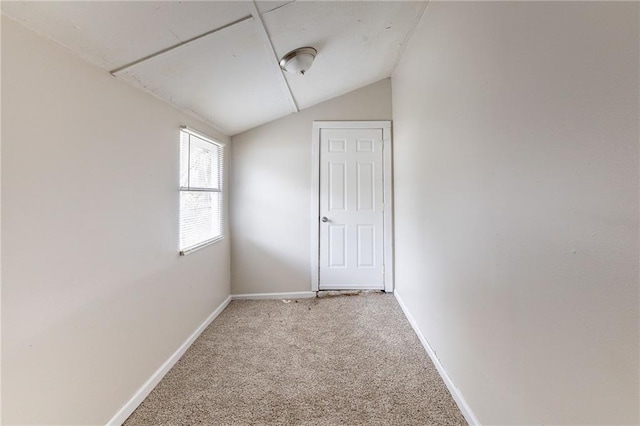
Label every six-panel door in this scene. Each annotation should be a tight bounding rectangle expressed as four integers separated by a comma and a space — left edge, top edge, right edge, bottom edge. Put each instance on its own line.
319, 128, 384, 290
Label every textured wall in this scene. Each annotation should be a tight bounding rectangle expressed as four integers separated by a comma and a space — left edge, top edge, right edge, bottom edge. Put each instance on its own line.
230, 79, 392, 295
2, 16, 231, 425
392, 2, 639, 424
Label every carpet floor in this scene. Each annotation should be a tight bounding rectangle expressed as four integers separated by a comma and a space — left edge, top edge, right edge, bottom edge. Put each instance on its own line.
124, 293, 467, 425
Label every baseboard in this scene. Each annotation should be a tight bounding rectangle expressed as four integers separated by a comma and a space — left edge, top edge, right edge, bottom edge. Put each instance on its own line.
106, 295, 232, 426
394, 290, 481, 426
231, 291, 317, 300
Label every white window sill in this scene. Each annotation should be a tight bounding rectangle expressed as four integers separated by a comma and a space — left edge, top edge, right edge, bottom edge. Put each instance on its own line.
179, 236, 224, 256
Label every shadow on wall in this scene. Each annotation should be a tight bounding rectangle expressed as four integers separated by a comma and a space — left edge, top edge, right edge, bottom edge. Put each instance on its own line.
231, 144, 313, 294
232, 237, 311, 294
3, 257, 226, 424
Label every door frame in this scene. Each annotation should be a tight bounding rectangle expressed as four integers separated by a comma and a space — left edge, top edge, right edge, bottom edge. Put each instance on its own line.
310, 121, 393, 292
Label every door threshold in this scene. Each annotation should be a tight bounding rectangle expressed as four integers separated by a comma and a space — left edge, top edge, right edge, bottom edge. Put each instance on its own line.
316, 290, 386, 298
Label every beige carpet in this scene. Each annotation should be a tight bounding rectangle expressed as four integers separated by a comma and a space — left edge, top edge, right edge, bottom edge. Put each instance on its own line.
124, 293, 467, 425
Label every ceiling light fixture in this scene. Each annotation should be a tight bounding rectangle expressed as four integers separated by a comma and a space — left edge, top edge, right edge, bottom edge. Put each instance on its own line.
279, 47, 317, 75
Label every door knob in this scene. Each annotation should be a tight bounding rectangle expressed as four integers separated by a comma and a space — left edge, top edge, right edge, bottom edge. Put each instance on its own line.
321, 216, 329, 223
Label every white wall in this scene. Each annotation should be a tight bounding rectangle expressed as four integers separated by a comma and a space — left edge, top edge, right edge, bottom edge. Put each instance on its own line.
230, 79, 392, 295
1, 17, 231, 425
392, 2, 639, 424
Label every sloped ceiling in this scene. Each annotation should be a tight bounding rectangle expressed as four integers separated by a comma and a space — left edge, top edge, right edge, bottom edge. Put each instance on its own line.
1, 1, 426, 135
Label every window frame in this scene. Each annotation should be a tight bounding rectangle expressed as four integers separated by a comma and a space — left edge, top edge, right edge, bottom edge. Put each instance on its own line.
179, 126, 224, 256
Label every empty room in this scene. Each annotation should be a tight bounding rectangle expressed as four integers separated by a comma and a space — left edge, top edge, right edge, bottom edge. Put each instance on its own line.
2, 1, 638, 425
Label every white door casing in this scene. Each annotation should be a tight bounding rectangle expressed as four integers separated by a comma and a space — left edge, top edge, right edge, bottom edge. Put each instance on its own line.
311, 121, 393, 292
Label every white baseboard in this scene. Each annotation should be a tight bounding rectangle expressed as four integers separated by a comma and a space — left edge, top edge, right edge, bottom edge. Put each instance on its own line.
231, 291, 317, 300
106, 295, 231, 426
394, 290, 480, 426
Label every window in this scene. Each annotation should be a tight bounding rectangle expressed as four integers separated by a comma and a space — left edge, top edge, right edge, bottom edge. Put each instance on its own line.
179, 127, 224, 255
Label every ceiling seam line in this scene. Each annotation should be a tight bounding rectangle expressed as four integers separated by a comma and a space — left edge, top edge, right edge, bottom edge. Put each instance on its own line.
261, 0, 296, 16
248, 0, 299, 113
110, 15, 254, 75
389, 0, 431, 78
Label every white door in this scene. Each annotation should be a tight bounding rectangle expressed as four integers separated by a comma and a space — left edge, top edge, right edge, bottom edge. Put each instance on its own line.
319, 128, 384, 290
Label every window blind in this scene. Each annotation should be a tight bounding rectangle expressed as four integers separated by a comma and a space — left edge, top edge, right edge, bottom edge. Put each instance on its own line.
179, 128, 224, 254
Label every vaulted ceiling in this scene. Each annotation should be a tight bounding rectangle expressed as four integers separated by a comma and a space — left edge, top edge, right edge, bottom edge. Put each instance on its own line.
1, 1, 426, 135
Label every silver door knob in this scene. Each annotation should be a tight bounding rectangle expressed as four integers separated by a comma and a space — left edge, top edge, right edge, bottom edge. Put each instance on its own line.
321, 216, 329, 223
